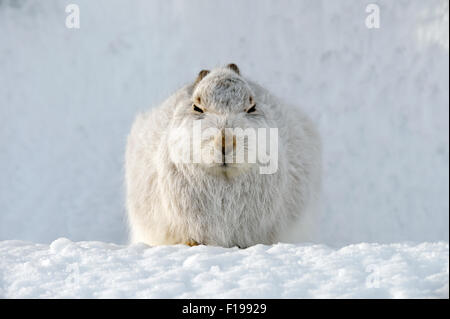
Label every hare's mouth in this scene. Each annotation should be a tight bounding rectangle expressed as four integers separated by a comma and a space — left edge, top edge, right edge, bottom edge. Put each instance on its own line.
203, 161, 253, 179
211, 161, 233, 170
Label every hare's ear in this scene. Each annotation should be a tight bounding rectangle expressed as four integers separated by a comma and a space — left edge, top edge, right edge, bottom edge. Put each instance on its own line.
227, 63, 240, 75
194, 69, 210, 86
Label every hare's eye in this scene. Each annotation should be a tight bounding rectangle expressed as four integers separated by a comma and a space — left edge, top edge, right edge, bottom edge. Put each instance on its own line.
247, 105, 256, 113
193, 104, 204, 113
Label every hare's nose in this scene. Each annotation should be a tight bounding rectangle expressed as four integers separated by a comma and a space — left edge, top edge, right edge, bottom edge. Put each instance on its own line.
215, 130, 236, 156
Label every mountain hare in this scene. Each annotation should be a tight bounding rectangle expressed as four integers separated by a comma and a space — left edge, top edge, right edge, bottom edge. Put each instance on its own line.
125, 64, 321, 248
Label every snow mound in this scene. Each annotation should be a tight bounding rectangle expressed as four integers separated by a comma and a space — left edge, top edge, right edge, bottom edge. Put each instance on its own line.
0, 239, 448, 298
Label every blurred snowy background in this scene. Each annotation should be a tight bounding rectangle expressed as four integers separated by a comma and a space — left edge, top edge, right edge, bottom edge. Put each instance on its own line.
0, 0, 448, 246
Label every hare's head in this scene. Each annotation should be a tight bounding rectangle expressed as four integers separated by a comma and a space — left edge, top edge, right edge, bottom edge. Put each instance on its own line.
167, 64, 277, 178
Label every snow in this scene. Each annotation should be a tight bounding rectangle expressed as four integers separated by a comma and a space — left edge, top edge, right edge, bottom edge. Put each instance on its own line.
0, 239, 447, 298
0, 0, 448, 298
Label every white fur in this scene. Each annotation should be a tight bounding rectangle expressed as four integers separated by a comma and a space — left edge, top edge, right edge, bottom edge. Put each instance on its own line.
125, 65, 321, 247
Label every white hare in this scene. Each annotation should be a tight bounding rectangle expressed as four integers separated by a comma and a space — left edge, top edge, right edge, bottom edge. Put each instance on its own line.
125, 64, 321, 248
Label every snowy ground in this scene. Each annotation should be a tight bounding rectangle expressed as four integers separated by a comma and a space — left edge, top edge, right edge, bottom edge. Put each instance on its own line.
0, 0, 448, 298
0, 239, 448, 298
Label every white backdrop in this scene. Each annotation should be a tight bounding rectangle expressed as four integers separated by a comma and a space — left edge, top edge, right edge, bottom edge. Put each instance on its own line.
0, 0, 448, 246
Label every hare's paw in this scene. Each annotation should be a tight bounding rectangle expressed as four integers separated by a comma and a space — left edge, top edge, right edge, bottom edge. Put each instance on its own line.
185, 239, 199, 247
